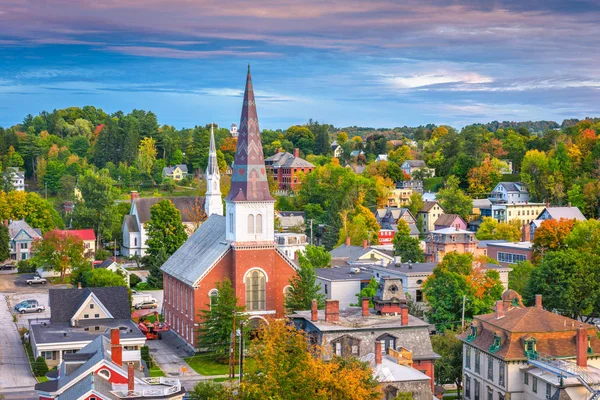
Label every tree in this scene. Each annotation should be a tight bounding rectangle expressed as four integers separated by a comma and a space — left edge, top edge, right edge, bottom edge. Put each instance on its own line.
407, 192, 424, 218
475, 217, 521, 242
146, 199, 187, 258
81, 268, 127, 288
182, 197, 207, 232
32, 230, 86, 282
521, 149, 550, 201
189, 381, 235, 400
137, 136, 157, 177
336, 131, 348, 144
566, 219, 600, 255
0, 224, 10, 261
197, 278, 246, 360
33, 356, 49, 377
299, 245, 331, 269
431, 331, 463, 399
242, 319, 381, 400
422, 253, 503, 331
508, 261, 535, 297
467, 157, 504, 195
78, 169, 117, 246
392, 220, 424, 263
285, 253, 325, 312
351, 277, 378, 307
525, 249, 600, 322
532, 218, 574, 258
436, 176, 473, 219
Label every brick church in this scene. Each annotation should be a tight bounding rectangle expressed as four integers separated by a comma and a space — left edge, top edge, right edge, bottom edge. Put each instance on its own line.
161, 67, 298, 350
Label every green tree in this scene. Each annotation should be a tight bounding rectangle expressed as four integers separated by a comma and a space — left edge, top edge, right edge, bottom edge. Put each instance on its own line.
197, 278, 246, 361
508, 261, 535, 297
422, 253, 503, 331
351, 277, 378, 307
145, 199, 187, 257
78, 169, 117, 245
285, 251, 326, 312
299, 245, 331, 268
392, 220, 424, 263
137, 136, 157, 177
520, 150, 550, 202
436, 176, 473, 219
566, 219, 600, 255
475, 217, 522, 242
0, 224, 9, 261
81, 268, 127, 288
32, 230, 86, 282
525, 249, 600, 322
189, 381, 235, 400
33, 356, 49, 377
408, 192, 424, 218
431, 331, 463, 399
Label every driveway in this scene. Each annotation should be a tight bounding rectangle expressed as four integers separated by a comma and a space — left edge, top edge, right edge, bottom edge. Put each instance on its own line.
0, 294, 37, 391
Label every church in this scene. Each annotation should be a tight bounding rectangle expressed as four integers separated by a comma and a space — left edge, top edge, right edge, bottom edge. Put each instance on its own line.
161, 67, 299, 350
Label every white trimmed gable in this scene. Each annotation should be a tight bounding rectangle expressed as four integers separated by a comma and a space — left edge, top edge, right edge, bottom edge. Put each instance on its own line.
71, 292, 114, 324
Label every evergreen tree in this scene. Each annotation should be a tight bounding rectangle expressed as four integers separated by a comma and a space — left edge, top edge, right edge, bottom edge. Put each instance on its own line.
392, 220, 425, 263
285, 253, 326, 312
146, 199, 187, 257
197, 278, 246, 360
0, 224, 9, 261
312, 123, 331, 156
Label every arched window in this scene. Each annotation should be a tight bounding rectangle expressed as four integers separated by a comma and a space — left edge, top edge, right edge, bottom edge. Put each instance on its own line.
247, 214, 255, 234
256, 214, 263, 234
209, 289, 218, 310
283, 285, 292, 299
245, 270, 266, 311
98, 368, 111, 380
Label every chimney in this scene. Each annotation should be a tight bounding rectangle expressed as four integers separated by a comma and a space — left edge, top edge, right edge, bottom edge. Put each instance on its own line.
325, 300, 339, 323
311, 299, 318, 322
77, 282, 82, 289
110, 328, 122, 367
576, 325, 588, 368
293, 148, 300, 158
130, 190, 139, 204
375, 341, 382, 365
362, 297, 370, 317
546, 201, 549, 208
495, 300, 504, 319
345, 237, 351, 246
400, 305, 409, 326
534, 294, 543, 309
127, 362, 135, 394
363, 239, 368, 249
3, 220, 7, 227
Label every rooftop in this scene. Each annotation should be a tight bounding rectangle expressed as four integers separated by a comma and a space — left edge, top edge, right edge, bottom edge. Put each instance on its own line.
360, 353, 431, 383
53, 229, 96, 242
30, 319, 144, 345
8, 219, 42, 240
539, 206, 586, 221
49, 286, 131, 323
316, 266, 373, 281
486, 241, 532, 250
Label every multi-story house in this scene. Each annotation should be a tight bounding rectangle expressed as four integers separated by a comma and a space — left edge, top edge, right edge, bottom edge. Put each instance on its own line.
530, 205, 586, 241
331, 140, 343, 158
387, 187, 413, 207
264, 148, 315, 191
7, 220, 41, 261
491, 202, 546, 226
53, 229, 96, 258
396, 179, 424, 194
290, 277, 440, 398
425, 227, 477, 262
417, 201, 445, 234
160, 68, 298, 351
460, 290, 600, 400
274, 232, 308, 259
34, 330, 183, 400
5, 167, 25, 191
121, 194, 204, 257
29, 286, 145, 368
162, 164, 188, 181
434, 214, 467, 231
315, 266, 374, 308
488, 182, 529, 204
330, 237, 395, 266
400, 160, 435, 178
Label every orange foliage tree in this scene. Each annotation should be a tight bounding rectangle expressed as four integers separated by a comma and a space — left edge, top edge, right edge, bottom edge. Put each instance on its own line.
532, 218, 575, 258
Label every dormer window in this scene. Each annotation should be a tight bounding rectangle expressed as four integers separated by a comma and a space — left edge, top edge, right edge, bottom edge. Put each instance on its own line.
524, 338, 538, 358
466, 324, 478, 342
489, 333, 501, 353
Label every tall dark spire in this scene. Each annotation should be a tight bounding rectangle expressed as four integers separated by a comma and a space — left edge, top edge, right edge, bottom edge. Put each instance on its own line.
226, 67, 274, 202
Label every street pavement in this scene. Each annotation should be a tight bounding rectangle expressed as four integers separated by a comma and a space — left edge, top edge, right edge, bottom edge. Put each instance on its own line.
0, 293, 37, 392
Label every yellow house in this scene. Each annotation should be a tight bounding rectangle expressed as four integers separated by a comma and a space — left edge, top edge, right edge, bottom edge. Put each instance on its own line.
417, 201, 445, 234
387, 187, 413, 207
162, 164, 189, 181
492, 203, 546, 225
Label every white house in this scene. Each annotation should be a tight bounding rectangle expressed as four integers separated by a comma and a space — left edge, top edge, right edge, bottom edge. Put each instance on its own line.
96, 259, 131, 286
5, 167, 25, 191
315, 266, 374, 308
331, 140, 343, 158
400, 160, 435, 178
275, 232, 308, 259
121, 195, 204, 257
488, 182, 529, 204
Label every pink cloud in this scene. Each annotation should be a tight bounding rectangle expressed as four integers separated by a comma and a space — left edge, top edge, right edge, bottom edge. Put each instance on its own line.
102, 45, 279, 59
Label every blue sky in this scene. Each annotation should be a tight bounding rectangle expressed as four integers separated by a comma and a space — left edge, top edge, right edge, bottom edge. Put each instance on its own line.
1, 0, 600, 129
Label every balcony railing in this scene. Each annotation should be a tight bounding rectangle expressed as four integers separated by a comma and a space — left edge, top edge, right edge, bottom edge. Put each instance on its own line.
388, 347, 413, 366
111, 377, 181, 398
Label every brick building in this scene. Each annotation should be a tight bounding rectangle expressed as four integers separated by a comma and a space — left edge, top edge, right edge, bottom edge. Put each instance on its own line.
265, 148, 315, 191
424, 227, 477, 262
485, 241, 533, 267
160, 67, 298, 350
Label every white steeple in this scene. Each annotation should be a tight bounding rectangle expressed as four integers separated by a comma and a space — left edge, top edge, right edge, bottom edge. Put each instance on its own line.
205, 124, 223, 216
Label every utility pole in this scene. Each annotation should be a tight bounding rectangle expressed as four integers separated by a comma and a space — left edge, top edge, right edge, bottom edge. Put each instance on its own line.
310, 219, 313, 245
461, 295, 467, 330
229, 311, 236, 379
238, 321, 244, 383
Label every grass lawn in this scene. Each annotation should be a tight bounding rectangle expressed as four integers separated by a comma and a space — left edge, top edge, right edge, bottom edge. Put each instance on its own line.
37, 376, 49, 383
184, 354, 256, 376
149, 366, 166, 377
423, 177, 443, 192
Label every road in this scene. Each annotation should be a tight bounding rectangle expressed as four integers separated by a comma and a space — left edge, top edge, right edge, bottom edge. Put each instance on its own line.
0, 293, 37, 392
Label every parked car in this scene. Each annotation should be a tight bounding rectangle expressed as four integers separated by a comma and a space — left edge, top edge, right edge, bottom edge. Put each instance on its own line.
26, 275, 47, 285
134, 300, 158, 310
15, 301, 46, 314
0, 264, 16, 270
14, 299, 39, 311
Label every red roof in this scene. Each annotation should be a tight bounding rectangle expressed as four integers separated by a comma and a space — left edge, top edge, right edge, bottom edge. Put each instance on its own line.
53, 229, 96, 241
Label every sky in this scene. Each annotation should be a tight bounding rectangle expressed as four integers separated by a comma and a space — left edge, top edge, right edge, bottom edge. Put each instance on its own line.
1, 0, 600, 130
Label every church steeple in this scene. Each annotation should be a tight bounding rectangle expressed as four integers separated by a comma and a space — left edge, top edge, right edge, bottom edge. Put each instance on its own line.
205, 124, 223, 216
225, 66, 275, 243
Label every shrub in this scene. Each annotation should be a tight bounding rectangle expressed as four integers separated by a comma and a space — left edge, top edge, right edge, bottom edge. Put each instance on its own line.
95, 249, 111, 261
129, 273, 142, 288
136, 282, 150, 291
33, 356, 48, 376
17, 260, 36, 274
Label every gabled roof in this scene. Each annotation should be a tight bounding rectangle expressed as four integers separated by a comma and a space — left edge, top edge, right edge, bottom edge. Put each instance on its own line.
6, 167, 24, 179
8, 220, 42, 240
539, 206, 586, 221
419, 201, 442, 213
123, 214, 139, 233
434, 214, 466, 227
49, 287, 130, 323
226, 66, 274, 202
96, 259, 118, 269
163, 164, 189, 175
132, 196, 204, 224
496, 182, 528, 193
53, 229, 96, 242
160, 214, 231, 286
403, 160, 428, 168
330, 244, 393, 264
275, 211, 305, 229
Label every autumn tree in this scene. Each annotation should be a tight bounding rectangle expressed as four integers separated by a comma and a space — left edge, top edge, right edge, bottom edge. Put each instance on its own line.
436, 175, 473, 219
566, 219, 600, 255
182, 197, 207, 232
521, 150, 550, 201
422, 253, 503, 331
475, 217, 522, 242
532, 218, 575, 258
392, 219, 424, 263
32, 230, 87, 282
408, 192, 424, 218
467, 157, 505, 195
241, 319, 381, 400
137, 137, 157, 177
